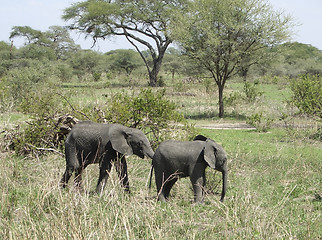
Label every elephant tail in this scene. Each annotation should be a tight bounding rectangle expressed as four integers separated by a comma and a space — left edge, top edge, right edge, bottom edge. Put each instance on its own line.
147, 163, 154, 190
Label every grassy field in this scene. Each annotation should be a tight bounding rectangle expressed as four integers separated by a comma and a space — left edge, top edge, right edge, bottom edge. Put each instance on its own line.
0, 79, 321, 239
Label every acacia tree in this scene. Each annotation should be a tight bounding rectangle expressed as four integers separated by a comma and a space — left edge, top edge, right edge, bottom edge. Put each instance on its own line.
10, 26, 51, 46
173, 0, 294, 117
10, 26, 79, 59
46, 26, 80, 59
63, 0, 186, 86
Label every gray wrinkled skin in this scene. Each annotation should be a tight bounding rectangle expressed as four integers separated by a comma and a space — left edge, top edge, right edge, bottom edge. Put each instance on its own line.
61, 121, 154, 194
152, 135, 227, 203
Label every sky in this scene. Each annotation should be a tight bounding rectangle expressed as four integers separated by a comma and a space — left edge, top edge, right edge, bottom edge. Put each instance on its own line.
0, 0, 321, 52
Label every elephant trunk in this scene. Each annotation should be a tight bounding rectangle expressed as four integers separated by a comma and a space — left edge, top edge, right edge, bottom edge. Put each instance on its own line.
220, 169, 227, 202
145, 147, 155, 159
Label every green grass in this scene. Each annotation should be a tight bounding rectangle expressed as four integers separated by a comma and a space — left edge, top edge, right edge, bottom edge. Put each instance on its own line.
1, 127, 321, 239
1, 78, 321, 239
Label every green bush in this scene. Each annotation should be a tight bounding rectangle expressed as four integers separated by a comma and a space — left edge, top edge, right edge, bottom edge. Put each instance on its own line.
5, 88, 194, 156
310, 127, 322, 141
243, 82, 263, 102
104, 88, 194, 145
290, 74, 322, 118
4, 89, 68, 155
223, 91, 243, 107
246, 112, 274, 132
0, 60, 62, 110
9, 117, 63, 155
203, 78, 214, 93
18, 87, 61, 115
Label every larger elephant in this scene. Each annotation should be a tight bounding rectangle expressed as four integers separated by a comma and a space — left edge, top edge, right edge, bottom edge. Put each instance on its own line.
152, 135, 227, 203
60, 121, 154, 194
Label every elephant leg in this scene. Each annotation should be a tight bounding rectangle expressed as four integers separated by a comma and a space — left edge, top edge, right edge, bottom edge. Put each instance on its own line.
60, 167, 73, 188
191, 177, 205, 203
155, 171, 178, 202
155, 171, 168, 202
163, 178, 178, 199
73, 168, 85, 192
190, 166, 206, 203
96, 158, 113, 194
114, 154, 130, 192
61, 140, 78, 188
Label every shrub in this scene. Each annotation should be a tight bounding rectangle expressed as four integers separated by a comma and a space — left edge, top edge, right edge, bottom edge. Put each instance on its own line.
246, 112, 274, 132
310, 127, 322, 141
157, 76, 166, 87
4, 90, 72, 155
290, 74, 322, 118
223, 91, 243, 107
18, 87, 61, 115
243, 82, 263, 102
92, 72, 102, 82
104, 88, 194, 145
0, 60, 62, 110
203, 78, 214, 93
5, 88, 195, 155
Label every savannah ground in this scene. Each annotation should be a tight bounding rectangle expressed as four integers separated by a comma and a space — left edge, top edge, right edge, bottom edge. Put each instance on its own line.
0, 76, 321, 239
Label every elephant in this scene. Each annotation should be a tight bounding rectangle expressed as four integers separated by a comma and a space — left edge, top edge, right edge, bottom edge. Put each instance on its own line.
60, 121, 154, 194
151, 135, 227, 203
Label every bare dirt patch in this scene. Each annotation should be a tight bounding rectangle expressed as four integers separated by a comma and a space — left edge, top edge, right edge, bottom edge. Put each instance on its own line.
196, 122, 256, 130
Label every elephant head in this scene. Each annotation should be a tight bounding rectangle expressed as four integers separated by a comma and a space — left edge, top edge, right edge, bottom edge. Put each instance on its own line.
195, 135, 228, 202
108, 124, 155, 159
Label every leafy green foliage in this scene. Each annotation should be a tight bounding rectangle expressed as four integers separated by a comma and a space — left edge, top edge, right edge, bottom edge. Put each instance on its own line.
223, 82, 263, 108
3, 87, 68, 155
67, 50, 108, 80
104, 88, 192, 145
172, 0, 294, 117
10, 25, 79, 60
246, 112, 274, 132
106, 49, 142, 75
18, 44, 56, 61
9, 117, 63, 156
250, 42, 322, 78
63, 0, 187, 86
0, 60, 64, 111
290, 74, 322, 118
243, 82, 263, 102
223, 91, 243, 107
5, 88, 193, 155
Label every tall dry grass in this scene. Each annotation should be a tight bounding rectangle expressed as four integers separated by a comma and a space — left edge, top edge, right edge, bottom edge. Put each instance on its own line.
1, 127, 321, 239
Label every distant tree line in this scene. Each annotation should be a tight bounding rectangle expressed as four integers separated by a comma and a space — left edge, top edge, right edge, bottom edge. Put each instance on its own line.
1, 24, 322, 110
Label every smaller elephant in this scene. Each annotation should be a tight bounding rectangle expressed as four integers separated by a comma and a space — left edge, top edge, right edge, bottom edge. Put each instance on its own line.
152, 135, 227, 203
61, 121, 154, 194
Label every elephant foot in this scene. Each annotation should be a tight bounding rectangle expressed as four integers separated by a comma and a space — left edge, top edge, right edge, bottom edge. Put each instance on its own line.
157, 194, 167, 202
60, 182, 67, 189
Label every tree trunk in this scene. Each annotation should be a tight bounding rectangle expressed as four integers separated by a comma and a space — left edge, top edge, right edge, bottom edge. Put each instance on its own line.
241, 67, 248, 82
148, 44, 169, 87
149, 57, 164, 87
149, 70, 158, 87
218, 85, 224, 118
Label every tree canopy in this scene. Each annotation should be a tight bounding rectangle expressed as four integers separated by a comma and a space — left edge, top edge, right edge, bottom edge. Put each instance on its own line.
105, 49, 142, 75
10, 26, 79, 60
63, 0, 187, 86
172, 0, 294, 117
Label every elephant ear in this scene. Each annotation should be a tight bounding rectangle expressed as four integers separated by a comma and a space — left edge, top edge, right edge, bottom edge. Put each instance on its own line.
193, 134, 208, 141
203, 139, 217, 169
108, 124, 133, 156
